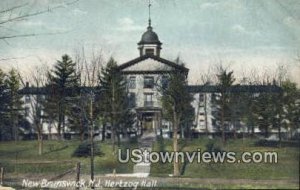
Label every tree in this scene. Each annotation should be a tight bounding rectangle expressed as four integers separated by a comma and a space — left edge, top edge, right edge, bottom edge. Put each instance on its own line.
160, 70, 192, 176
46, 54, 79, 139
67, 92, 89, 141
0, 69, 9, 140
281, 80, 300, 139
21, 66, 48, 155
0, 0, 79, 41
98, 58, 128, 152
216, 67, 235, 144
5, 69, 23, 141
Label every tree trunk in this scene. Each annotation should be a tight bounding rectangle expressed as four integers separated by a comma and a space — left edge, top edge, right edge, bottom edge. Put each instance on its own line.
265, 125, 269, 138
112, 121, 116, 153
221, 100, 225, 144
62, 113, 66, 140
102, 124, 106, 142
173, 111, 180, 177
117, 128, 121, 147
38, 134, 43, 155
79, 118, 84, 142
57, 113, 62, 140
204, 94, 209, 136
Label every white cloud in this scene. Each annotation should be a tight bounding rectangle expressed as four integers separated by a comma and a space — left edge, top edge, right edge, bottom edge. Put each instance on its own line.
283, 16, 300, 28
200, 2, 220, 10
116, 17, 144, 32
231, 24, 261, 36
232, 24, 246, 33
20, 20, 45, 27
72, 8, 87, 16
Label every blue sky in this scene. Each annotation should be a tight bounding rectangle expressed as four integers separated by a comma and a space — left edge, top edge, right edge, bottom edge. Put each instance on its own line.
0, 0, 299, 84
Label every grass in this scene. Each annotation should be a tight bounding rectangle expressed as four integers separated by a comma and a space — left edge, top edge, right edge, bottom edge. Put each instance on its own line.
0, 137, 298, 189
151, 137, 299, 180
0, 139, 137, 176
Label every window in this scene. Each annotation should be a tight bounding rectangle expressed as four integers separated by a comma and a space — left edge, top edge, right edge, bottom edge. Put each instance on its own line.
128, 76, 136, 89
25, 95, 30, 103
25, 107, 30, 117
144, 76, 154, 88
162, 75, 169, 89
145, 48, 154, 56
199, 94, 204, 102
144, 93, 153, 107
128, 93, 136, 108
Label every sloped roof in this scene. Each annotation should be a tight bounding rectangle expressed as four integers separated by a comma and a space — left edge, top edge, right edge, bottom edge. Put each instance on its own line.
116, 54, 189, 74
188, 85, 282, 93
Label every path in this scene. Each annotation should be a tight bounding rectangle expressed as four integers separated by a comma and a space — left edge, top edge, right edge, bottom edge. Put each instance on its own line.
105, 132, 156, 178
132, 132, 156, 177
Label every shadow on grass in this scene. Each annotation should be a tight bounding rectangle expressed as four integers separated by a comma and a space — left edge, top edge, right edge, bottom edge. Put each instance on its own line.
254, 139, 300, 148
43, 145, 69, 155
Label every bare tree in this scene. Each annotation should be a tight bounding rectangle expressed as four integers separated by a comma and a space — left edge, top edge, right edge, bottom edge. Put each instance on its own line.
74, 46, 104, 87
0, 0, 79, 41
20, 65, 48, 155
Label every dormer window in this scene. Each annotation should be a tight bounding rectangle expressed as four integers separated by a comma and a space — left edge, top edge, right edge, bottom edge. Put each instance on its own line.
145, 48, 154, 56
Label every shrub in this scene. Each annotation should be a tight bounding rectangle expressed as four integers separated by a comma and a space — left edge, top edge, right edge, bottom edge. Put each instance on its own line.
205, 141, 223, 153
72, 142, 104, 157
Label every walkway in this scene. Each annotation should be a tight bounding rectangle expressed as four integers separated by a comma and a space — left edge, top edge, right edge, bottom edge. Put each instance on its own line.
132, 133, 156, 177
106, 132, 156, 178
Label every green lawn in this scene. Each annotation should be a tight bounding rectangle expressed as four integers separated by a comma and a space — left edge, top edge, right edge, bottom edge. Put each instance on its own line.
0, 139, 136, 176
151, 137, 299, 180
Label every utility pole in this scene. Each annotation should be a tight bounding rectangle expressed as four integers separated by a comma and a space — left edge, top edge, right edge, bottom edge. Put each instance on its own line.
90, 91, 95, 189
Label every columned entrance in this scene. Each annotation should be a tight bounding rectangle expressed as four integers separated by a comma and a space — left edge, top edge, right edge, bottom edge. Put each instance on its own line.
137, 108, 162, 135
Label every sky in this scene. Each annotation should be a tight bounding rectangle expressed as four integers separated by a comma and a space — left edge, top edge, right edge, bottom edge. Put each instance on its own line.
0, 0, 299, 85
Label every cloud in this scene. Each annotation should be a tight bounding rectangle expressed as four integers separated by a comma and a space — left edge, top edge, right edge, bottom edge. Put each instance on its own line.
283, 16, 300, 28
200, 2, 220, 10
116, 17, 144, 32
72, 8, 87, 16
231, 24, 261, 36
20, 20, 45, 27
232, 24, 246, 33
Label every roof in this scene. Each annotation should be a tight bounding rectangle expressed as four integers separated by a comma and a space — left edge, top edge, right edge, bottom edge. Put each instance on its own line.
188, 85, 283, 93
138, 26, 162, 45
19, 85, 282, 95
116, 54, 189, 74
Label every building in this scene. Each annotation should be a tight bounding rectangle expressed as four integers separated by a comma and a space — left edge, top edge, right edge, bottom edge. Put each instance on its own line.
116, 20, 189, 136
18, 8, 284, 140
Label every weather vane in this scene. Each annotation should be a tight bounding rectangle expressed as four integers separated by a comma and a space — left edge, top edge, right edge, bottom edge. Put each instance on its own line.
148, 0, 151, 27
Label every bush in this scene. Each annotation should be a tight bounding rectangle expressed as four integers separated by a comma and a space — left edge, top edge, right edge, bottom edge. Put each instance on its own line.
255, 140, 278, 147
72, 142, 104, 157
205, 141, 223, 153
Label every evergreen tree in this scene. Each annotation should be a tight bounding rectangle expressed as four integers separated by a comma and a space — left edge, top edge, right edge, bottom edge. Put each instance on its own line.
5, 69, 23, 141
45, 54, 79, 139
98, 57, 129, 152
281, 80, 300, 139
160, 69, 193, 176
67, 93, 89, 141
0, 69, 9, 140
216, 68, 235, 144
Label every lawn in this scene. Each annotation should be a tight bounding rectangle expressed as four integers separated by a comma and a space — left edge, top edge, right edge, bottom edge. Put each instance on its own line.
0, 139, 137, 176
151, 137, 299, 180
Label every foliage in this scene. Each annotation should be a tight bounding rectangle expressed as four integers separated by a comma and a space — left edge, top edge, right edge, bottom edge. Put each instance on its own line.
0, 69, 10, 140
44, 54, 80, 139
5, 69, 24, 141
72, 141, 104, 157
216, 68, 235, 143
160, 59, 193, 176
98, 57, 134, 149
281, 80, 300, 132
